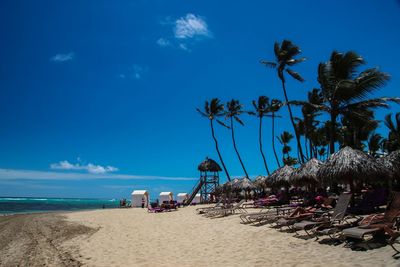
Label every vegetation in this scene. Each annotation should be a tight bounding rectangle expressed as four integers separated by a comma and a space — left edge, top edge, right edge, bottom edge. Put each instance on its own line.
197, 41, 399, 178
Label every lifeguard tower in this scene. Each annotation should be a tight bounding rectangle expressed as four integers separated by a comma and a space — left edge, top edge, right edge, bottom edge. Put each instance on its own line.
185, 157, 221, 205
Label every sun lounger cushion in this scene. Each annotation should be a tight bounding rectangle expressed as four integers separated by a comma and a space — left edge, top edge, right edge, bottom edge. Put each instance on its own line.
342, 226, 381, 239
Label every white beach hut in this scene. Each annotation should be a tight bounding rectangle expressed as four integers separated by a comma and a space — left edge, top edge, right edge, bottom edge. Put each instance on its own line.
131, 190, 149, 208
192, 193, 201, 204
159, 192, 173, 204
176, 193, 189, 204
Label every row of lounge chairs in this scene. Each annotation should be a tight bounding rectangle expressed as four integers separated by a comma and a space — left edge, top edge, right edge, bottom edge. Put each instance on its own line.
196, 191, 400, 257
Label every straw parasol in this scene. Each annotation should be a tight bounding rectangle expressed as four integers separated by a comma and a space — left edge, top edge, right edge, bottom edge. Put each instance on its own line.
268, 165, 295, 187
254, 175, 268, 189
197, 157, 222, 172
318, 146, 389, 187
238, 177, 255, 191
290, 158, 323, 187
230, 178, 242, 191
378, 150, 400, 179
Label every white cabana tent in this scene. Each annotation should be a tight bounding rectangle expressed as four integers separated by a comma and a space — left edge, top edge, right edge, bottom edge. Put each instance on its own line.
192, 193, 201, 204
159, 192, 173, 204
176, 193, 188, 204
131, 190, 149, 208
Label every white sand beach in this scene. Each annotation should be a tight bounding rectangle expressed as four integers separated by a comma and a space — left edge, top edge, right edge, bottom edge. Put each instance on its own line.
62, 206, 400, 267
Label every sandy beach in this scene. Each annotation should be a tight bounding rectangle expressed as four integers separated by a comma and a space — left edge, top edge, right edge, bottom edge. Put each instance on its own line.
1, 206, 399, 267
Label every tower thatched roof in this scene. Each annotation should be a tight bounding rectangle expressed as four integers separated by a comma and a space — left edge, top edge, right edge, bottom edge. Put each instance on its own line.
378, 150, 400, 178
318, 146, 388, 184
290, 158, 323, 187
268, 165, 295, 187
197, 157, 222, 172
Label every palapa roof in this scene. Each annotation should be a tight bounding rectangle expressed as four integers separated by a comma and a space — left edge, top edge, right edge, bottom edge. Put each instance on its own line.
254, 175, 268, 189
378, 150, 400, 178
290, 158, 323, 187
238, 177, 255, 191
197, 157, 222, 172
268, 165, 295, 187
318, 146, 388, 183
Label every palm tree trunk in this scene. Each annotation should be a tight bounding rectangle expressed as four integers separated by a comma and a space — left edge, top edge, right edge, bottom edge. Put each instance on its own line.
271, 112, 281, 167
230, 117, 249, 178
330, 113, 336, 154
210, 120, 231, 181
280, 79, 305, 163
259, 117, 270, 175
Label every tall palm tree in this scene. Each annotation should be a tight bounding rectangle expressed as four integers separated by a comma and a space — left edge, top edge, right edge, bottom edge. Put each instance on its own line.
383, 112, 400, 152
250, 96, 271, 174
269, 99, 283, 168
224, 99, 249, 178
261, 40, 307, 163
368, 132, 383, 157
197, 98, 231, 181
277, 131, 298, 166
316, 51, 399, 154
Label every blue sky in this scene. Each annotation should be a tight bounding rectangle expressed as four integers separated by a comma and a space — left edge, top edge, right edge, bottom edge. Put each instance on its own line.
0, 0, 399, 199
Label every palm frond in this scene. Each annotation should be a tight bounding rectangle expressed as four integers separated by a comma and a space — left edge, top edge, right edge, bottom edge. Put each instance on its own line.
234, 116, 244, 126
286, 69, 305, 82
260, 60, 277, 68
216, 119, 230, 129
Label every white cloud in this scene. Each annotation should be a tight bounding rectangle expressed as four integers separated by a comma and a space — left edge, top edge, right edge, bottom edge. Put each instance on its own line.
50, 52, 75, 62
178, 43, 189, 51
157, 38, 171, 47
50, 160, 119, 174
174, 13, 211, 39
0, 168, 196, 181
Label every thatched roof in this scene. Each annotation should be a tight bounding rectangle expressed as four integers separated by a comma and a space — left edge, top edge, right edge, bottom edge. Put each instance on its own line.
238, 177, 255, 191
230, 178, 242, 190
290, 158, 323, 187
254, 175, 268, 189
378, 150, 400, 178
318, 146, 388, 184
268, 165, 295, 187
197, 157, 222, 172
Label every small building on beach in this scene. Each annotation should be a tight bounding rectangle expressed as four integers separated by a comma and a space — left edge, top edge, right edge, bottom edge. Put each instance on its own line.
131, 190, 149, 208
159, 192, 173, 204
177, 193, 188, 204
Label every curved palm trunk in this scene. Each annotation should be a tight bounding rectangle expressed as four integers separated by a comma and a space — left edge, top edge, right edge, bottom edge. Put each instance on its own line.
259, 117, 270, 175
210, 120, 231, 181
271, 112, 281, 168
230, 117, 249, 178
280, 79, 305, 163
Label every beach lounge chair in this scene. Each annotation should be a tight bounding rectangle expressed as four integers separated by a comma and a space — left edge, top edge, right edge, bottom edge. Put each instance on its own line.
292, 193, 353, 237
205, 200, 246, 217
196, 200, 222, 214
239, 205, 284, 224
342, 191, 400, 248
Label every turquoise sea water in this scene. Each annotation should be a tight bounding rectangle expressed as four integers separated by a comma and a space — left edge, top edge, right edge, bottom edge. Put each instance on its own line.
0, 197, 120, 215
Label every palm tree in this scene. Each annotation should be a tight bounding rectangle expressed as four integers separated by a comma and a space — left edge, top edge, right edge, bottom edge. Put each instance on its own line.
316, 51, 399, 154
383, 112, 400, 152
261, 40, 306, 163
269, 99, 283, 167
277, 131, 298, 166
223, 99, 249, 178
368, 132, 383, 157
197, 98, 231, 181
250, 96, 271, 174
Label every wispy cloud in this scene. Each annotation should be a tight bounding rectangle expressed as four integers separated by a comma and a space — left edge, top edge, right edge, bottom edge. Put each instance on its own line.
0, 168, 196, 181
118, 64, 148, 80
50, 160, 118, 174
157, 13, 212, 51
174, 13, 211, 39
50, 52, 75, 62
156, 38, 171, 47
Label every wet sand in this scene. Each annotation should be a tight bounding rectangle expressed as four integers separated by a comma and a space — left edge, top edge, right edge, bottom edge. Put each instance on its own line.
0, 213, 95, 267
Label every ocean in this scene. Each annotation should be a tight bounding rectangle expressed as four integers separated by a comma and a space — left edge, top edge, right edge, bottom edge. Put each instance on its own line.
0, 197, 120, 215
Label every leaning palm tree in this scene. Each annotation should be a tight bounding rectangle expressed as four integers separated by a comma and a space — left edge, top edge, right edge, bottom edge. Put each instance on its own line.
317, 51, 399, 154
197, 98, 231, 181
261, 40, 306, 163
250, 96, 271, 174
223, 99, 249, 178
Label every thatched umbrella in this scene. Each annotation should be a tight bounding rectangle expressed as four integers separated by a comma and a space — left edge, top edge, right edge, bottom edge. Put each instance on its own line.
318, 146, 389, 192
198, 157, 222, 172
254, 175, 268, 189
230, 177, 242, 191
268, 165, 295, 188
238, 177, 255, 191
290, 158, 323, 187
